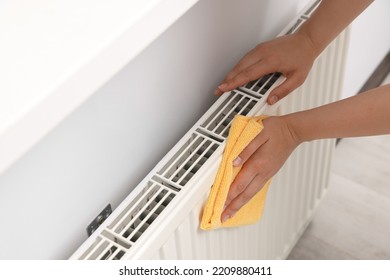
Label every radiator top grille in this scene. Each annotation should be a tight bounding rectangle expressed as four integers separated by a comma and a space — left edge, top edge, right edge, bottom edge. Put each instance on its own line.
71, 0, 321, 260
201, 91, 258, 138
239, 72, 282, 96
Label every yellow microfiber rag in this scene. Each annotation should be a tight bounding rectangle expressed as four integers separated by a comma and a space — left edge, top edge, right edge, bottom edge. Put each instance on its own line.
200, 115, 272, 230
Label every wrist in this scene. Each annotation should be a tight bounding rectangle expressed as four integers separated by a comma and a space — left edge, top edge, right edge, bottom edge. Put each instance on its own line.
280, 114, 306, 146
295, 27, 320, 59
263, 115, 303, 154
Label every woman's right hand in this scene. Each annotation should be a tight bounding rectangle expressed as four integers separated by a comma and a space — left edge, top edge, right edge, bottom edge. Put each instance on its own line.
221, 116, 301, 223
214, 31, 317, 105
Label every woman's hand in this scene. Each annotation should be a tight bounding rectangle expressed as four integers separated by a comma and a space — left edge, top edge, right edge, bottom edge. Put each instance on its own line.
214, 32, 316, 105
221, 116, 301, 223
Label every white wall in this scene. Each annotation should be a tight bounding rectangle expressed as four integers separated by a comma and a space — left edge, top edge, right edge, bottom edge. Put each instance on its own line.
342, 0, 390, 98
0, 0, 302, 259
3, 0, 387, 261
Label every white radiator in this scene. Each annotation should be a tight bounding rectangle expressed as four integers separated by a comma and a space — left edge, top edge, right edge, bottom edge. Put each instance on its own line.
70, 0, 349, 260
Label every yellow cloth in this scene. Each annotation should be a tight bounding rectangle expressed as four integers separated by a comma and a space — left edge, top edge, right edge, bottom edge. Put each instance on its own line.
200, 115, 272, 230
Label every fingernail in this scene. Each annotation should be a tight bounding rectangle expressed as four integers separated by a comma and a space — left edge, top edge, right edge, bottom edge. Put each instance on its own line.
218, 83, 227, 91
269, 96, 278, 105
233, 156, 242, 166
223, 203, 228, 212
222, 214, 230, 223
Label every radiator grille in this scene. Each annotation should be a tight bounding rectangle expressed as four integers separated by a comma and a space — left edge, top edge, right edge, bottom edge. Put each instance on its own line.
157, 133, 220, 187
201, 91, 259, 138
239, 72, 282, 96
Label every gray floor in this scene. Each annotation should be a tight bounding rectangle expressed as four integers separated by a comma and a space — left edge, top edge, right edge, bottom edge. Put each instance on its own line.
288, 73, 390, 260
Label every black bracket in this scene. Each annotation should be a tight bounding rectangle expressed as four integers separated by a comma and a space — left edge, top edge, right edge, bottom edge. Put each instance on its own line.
86, 204, 112, 237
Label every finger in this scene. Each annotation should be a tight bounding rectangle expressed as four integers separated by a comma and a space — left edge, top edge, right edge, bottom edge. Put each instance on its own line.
218, 62, 273, 93
223, 50, 263, 81
233, 132, 268, 167
221, 174, 267, 223
267, 73, 304, 105
225, 129, 268, 208
224, 132, 269, 215
223, 160, 257, 209
215, 51, 262, 96
225, 62, 253, 82
214, 88, 224, 96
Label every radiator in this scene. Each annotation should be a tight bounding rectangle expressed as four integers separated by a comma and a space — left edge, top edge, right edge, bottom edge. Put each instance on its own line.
70, 0, 349, 260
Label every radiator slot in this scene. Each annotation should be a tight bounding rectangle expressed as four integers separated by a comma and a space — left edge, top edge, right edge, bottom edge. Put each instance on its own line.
157, 132, 220, 187
99, 245, 123, 260
157, 133, 198, 178
170, 138, 210, 184
119, 188, 175, 243
245, 74, 272, 93
240, 72, 282, 96
80, 235, 129, 260
286, 18, 304, 35
201, 91, 258, 137
202, 93, 242, 133
261, 73, 282, 94
107, 182, 176, 241
304, 0, 321, 17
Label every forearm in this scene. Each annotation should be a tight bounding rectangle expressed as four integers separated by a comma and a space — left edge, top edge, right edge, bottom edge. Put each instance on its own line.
285, 84, 390, 142
298, 0, 373, 56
